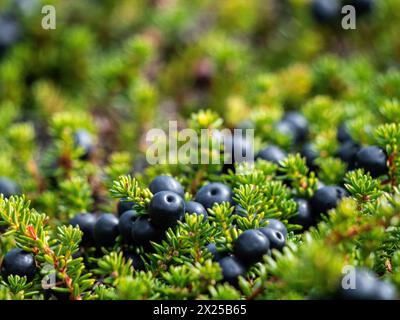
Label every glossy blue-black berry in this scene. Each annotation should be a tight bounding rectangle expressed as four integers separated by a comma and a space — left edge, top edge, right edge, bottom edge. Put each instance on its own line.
301, 143, 319, 170
149, 175, 185, 197
234, 229, 270, 266
355, 146, 388, 178
74, 129, 94, 160
275, 120, 298, 143
256, 146, 287, 165
311, 0, 340, 24
338, 268, 397, 300
259, 227, 285, 251
0, 14, 21, 55
310, 186, 348, 218
185, 201, 208, 220
131, 215, 163, 248
265, 219, 287, 238
1, 248, 36, 281
0, 177, 19, 199
347, 0, 374, 16
290, 198, 314, 231
124, 252, 145, 271
282, 112, 309, 142
117, 198, 135, 216
148, 191, 185, 229
337, 123, 353, 143
93, 214, 120, 248
118, 210, 139, 244
206, 243, 228, 262
70, 213, 97, 246
337, 140, 359, 169
195, 182, 233, 210
218, 256, 246, 286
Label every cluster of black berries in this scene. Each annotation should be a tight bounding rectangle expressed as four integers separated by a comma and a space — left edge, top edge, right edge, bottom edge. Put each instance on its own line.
215, 220, 287, 286
70, 176, 233, 252
311, 0, 375, 25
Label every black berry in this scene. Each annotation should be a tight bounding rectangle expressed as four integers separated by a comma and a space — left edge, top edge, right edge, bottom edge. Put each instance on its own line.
148, 191, 185, 229
117, 198, 135, 216
1, 248, 36, 281
265, 219, 287, 238
124, 252, 145, 271
118, 210, 139, 244
74, 129, 94, 160
275, 120, 298, 143
195, 182, 233, 210
233, 229, 270, 266
131, 215, 163, 248
337, 140, 359, 169
301, 143, 319, 170
310, 186, 348, 218
0, 14, 21, 55
290, 198, 314, 231
347, 0, 374, 16
355, 146, 388, 178
282, 112, 309, 142
149, 175, 185, 197
185, 201, 208, 220
218, 256, 246, 286
256, 146, 287, 165
259, 227, 286, 251
337, 123, 353, 143
206, 243, 229, 261
93, 214, 120, 248
70, 213, 97, 246
0, 177, 19, 199
311, 0, 341, 24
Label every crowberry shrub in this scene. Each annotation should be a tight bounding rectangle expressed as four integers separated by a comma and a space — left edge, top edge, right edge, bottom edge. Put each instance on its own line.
0, 0, 399, 301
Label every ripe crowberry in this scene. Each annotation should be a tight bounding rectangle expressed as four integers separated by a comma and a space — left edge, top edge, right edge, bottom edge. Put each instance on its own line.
0, 14, 21, 55
355, 146, 388, 178
275, 120, 298, 143
124, 252, 145, 271
93, 214, 120, 248
148, 191, 185, 229
337, 123, 353, 143
290, 198, 314, 231
117, 198, 135, 216
131, 215, 163, 248
185, 201, 208, 220
301, 143, 319, 170
233, 229, 270, 266
74, 129, 94, 160
0, 177, 19, 199
118, 210, 139, 244
310, 186, 348, 218
70, 213, 97, 246
1, 248, 36, 281
282, 112, 309, 142
311, 0, 340, 24
149, 175, 185, 197
259, 227, 286, 251
337, 140, 359, 169
337, 268, 397, 300
265, 218, 287, 238
218, 256, 246, 286
206, 243, 228, 262
347, 0, 374, 16
195, 182, 233, 210
256, 146, 287, 164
